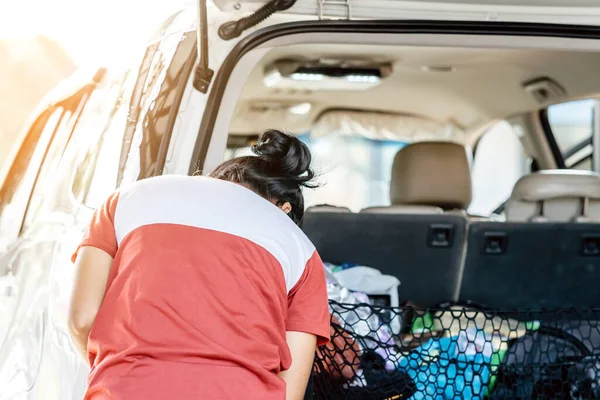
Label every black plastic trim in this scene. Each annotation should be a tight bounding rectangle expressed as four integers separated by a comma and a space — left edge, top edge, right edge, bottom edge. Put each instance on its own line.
189, 20, 600, 174
492, 201, 506, 215
539, 108, 567, 169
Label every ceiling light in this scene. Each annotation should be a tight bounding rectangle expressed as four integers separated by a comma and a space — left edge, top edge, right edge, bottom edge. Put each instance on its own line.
345, 75, 380, 83
288, 102, 312, 115
263, 69, 381, 91
290, 72, 325, 81
263, 59, 391, 91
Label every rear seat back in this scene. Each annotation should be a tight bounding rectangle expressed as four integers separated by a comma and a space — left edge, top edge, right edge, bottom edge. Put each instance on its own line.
304, 141, 473, 307
303, 212, 467, 307
460, 221, 600, 309
306, 205, 352, 213
459, 171, 600, 309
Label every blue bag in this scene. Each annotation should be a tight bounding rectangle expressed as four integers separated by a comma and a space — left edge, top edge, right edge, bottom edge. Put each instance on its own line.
397, 330, 493, 400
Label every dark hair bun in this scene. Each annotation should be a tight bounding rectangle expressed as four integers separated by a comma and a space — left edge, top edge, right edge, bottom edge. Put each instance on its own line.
210, 129, 318, 225
252, 130, 314, 185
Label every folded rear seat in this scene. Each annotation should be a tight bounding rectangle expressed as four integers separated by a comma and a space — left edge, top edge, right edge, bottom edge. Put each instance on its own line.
303, 142, 472, 307
459, 170, 600, 309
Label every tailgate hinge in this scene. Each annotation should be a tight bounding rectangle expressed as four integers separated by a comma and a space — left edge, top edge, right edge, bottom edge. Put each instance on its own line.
318, 0, 352, 21
219, 0, 297, 40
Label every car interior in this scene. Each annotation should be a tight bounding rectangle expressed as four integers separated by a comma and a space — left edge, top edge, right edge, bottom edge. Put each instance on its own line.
222, 42, 600, 310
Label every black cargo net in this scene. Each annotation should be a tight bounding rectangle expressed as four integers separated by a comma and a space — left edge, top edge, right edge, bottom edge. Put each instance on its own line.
312, 301, 600, 400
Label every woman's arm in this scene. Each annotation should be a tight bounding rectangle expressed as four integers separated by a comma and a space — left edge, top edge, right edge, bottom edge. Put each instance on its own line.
68, 246, 113, 361
283, 252, 330, 398
279, 331, 317, 400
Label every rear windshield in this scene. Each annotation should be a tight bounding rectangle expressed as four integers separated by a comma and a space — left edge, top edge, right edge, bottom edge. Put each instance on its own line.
225, 133, 407, 212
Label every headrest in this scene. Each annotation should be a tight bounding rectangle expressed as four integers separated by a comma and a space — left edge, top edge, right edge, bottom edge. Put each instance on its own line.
506, 170, 600, 222
306, 205, 352, 213
361, 205, 444, 215
390, 141, 472, 209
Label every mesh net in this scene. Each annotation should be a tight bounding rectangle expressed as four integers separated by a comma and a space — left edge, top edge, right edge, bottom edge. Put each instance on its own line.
311, 301, 600, 400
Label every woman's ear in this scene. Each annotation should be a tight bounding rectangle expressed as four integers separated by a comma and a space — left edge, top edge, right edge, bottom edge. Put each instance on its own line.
279, 202, 292, 215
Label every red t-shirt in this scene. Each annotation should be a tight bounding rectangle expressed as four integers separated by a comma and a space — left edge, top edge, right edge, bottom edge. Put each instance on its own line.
72, 175, 330, 400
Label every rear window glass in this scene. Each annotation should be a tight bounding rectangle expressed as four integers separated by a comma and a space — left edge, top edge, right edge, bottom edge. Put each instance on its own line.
547, 99, 595, 168
225, 133, 406, 212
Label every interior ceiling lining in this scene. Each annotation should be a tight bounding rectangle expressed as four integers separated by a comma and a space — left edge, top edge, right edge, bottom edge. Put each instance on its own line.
230, 43, 600, 139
